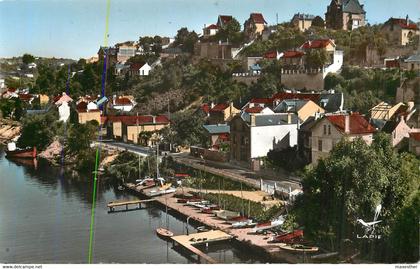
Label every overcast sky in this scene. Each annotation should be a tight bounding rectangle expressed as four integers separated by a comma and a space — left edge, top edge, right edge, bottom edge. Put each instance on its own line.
0, 0, 419, 59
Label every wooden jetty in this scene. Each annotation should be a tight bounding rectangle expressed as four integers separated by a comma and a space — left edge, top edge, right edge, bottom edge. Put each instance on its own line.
171, 230, 233, 264
107, 199, 155, 212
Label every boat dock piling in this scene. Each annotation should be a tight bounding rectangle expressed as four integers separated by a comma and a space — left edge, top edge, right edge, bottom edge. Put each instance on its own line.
171, 230, 233, 264
107, 199, 155, 212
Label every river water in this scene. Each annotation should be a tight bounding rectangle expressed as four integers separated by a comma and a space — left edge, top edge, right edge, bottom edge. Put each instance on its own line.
0, 150, 267, 264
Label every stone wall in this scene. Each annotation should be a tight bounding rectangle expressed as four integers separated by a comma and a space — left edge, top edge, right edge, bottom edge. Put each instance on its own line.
281, 70, 324, 90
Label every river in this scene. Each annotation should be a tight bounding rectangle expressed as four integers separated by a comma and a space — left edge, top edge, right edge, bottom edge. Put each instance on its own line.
0, 150, 267, 264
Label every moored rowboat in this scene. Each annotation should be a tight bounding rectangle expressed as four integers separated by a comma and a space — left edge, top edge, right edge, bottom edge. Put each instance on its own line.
279, 244, 319, 253
5, 147, 37, 159
156, 227, 174, 239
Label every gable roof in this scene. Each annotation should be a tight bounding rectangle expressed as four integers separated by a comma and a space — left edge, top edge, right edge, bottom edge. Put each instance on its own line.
292, 13, 315, 21
385, 18, 419, 30
250, 98, 274, 104
206, 24, 218, 30
248, 13, 267, 24
203, 124, 230, 134
218, 15, 233, 25
342, 0, 365, 14
114, 97, 133, 106
405, 54, 420, 63
272, 92, 320, 103
245, 106, 265, 113
274, 99, 310, 113
210, 103, 230, 112
326, 114, 375, 134
282, 50, 305, 58
130, 62, 147, 70
301, 39, 335, 49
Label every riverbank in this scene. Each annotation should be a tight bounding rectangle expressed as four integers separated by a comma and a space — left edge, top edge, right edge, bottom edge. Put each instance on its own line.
0, 119, 21, 144
124, 183, 303, 263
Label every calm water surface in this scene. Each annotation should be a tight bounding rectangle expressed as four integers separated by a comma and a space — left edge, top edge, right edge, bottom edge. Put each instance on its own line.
0, 150, 267, 264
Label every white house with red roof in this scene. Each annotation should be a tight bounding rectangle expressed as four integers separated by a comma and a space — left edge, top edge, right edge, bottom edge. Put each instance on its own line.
310, 113, 375, 163
111, 96, 136, 112
129, 62, 151, 76
244, 13, 267, 40
203, 24, 219, 37
381, 16, 420, 46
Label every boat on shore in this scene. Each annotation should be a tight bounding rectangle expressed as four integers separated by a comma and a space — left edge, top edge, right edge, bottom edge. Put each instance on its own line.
251, 216, 285, 234
156, 227, 174, 239
215, 210, 240, 220
231, 219, 256, 229
5, 143, 37, 159
268, 229, 304, 243
279, 244, 319, 253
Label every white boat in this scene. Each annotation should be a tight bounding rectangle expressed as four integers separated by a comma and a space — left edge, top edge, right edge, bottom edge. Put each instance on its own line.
231, 219, 257, 229
148, 187, 176, 197
251, 216, 285, 233
186, 200, 210, 208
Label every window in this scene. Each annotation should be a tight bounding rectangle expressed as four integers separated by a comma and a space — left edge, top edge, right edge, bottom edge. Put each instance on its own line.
318, 140, 323, 152
328, 125, 331, 135
323, 125, 327, 135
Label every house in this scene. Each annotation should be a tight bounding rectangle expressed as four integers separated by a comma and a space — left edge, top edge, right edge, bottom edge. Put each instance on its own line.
208, 102, 240, 124
402, 54, 420, 71
274, 99, 325, 123
111, 96, 135, 112
279, 50, 305, 66
298, 116, 318, 164
76, 101, 101, 124
97, 46, 118, 66
300, 39, 336, 55
408, 132, 420, 156
203, 24, 219, 37
381, 17, 419, 46
370, 102, 408, 123
18, 93, 35, 104
229, 113, 299, 170
310, 113, 375, 163
244, 13, 267, 40
117, 44, 137, 63
217, 15, 233, 29
325, 0, 366, 30
122, 115, 170, 145
291, 13, 316, 32
203, 124, 230, 149
54, 92, 73, 106
381, 117, 412, 148
129, 62, 151, 76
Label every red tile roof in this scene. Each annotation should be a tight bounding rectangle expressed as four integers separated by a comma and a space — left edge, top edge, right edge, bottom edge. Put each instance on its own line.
210, 103, 229, 112
409, 132, 420, 142
387, 18, 419, 30
250, 98, 274, 104
326, 114, 375, 134
245, 106, 264, 113
76, 101, 88, 110
130, 62, 146, 70
18, 93, 34, 101
206, 24, 218, 30
264, 51, 278, 59
114, 97, 133, 106
201, 104, 210, 114
101, 115, 169, 126
301, 39, 334, 49
272, 92, 320, 103
249, 13, 267, 24
219, 15, 232, 25
282, 50, 305, 58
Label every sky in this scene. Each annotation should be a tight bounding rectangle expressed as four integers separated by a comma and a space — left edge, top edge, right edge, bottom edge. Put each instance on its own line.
0, 0, 419, 60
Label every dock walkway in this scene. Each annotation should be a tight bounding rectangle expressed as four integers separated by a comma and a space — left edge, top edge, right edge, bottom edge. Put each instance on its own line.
171, 230, 233, 264
107, 199, 155, 212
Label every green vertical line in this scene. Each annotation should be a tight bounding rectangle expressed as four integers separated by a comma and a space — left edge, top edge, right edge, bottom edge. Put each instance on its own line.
88, 147, 101, 263
88, 0, 111, 263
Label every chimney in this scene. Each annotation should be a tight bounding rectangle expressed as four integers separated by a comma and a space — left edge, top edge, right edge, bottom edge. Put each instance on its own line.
287, 113, 292, 124
211, 102, 215, 109
152, 116, 157, 124
250, 114, 256, 126
344, 114, 350, 134
406, 15, 409, 26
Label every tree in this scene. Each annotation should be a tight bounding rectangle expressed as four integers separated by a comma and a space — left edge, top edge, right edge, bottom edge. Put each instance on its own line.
17, 111, 60, 150
305, 49, 329, 69
165, 110, 207, 147
22, 53, 35, 65
311, 16, 325, 28
66, 120, 98, 155
174, 27, 198, 53
293, 135, 420, 262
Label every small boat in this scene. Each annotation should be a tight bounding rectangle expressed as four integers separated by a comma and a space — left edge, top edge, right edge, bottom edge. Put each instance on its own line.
226, 216, 249, 224
280, 244, 319, 253
215, 210, 240, 220
5, 143, 37, 159
231, 219, 257, 229
136, 177, 155, 186
196, 226, 210, 233
269, 229, 304, 244
251, 216, 285, 234
148, 187, 176, 197
177, 197, 201, 203
156, 227, 174, 239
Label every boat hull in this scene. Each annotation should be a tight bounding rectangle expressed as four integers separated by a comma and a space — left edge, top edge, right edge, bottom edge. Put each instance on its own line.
5, 147, 37, 159
156, 228, 174, 240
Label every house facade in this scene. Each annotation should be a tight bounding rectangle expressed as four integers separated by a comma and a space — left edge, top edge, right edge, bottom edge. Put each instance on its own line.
244, 13, 267, 40
381, 17, 419, 46
311, 113, 375, 163
117, 44, 137, 63
325, 0, 366, 31
230, 113, 298, 168
382, 117, 412, 148
208, 102, 240, 124
203, 24, 219, 37
274, 99, 325, 123
129, 63, 151, 76
203, 124, 230, 149
291, 13, 315, 32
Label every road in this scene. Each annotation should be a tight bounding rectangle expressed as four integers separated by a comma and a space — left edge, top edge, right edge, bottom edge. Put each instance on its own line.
95, 140, 302, 194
